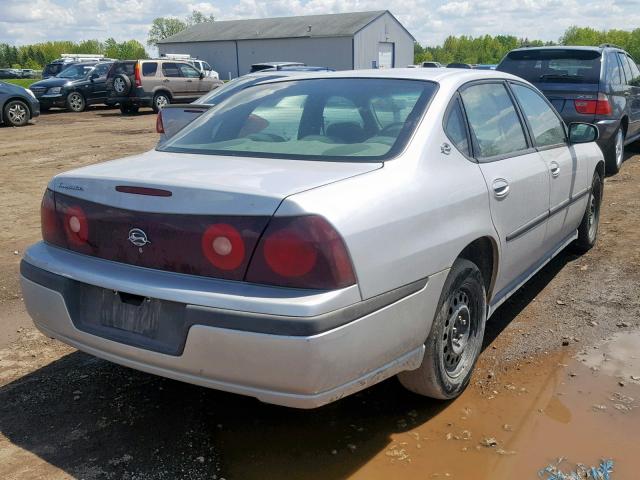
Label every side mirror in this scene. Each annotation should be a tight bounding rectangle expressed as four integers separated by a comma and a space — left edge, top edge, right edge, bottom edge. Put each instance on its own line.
568, 122, 599, 144
199, 72, 205, 79
89, 73, 98, 82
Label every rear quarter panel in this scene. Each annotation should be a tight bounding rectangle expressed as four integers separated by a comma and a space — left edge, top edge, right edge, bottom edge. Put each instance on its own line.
277, 101, 498, 301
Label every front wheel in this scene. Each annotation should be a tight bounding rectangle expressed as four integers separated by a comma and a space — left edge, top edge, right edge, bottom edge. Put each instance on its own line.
3, 100, 29, 126
572, 170, 602, 253
398, 258, 487, 399
66, 92, 86, 112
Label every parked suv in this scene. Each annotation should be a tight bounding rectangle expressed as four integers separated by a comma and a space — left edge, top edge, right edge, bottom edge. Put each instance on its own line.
106, 60, 223, 114
497, 45, 640, 174
29, 62, 115, 112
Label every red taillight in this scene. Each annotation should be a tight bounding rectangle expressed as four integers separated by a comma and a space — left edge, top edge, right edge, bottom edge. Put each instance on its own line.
41, 189, 63, 245
156, 110, 164, 133
201, 223, 245, 270
63, 205, 89, 246
574, 94, 611, 115
246, 216, 356, 290
134, 62, 142, 87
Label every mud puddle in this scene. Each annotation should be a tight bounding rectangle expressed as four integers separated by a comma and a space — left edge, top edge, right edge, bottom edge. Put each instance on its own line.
219, 331, 640, 480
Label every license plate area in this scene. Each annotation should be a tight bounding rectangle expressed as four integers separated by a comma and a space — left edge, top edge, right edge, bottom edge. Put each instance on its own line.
67, 282, 189, 356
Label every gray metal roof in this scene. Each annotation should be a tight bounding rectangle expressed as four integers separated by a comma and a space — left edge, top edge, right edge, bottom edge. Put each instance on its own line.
158, 10, 402, 44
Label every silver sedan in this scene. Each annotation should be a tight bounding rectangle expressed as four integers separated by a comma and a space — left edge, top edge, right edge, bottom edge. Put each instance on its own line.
21, 68, 604, 408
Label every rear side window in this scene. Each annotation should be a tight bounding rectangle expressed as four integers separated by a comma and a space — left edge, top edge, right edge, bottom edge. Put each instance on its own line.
162, 62, 182, 78
606, 53, 623, 85
626, 56, 640, 86
444, 99, 470, 156
460, 83, 528, 158
617, 53, 632, 84
511, 84, 566, 148
142, 62, 157, 76
498, 49, 602, 84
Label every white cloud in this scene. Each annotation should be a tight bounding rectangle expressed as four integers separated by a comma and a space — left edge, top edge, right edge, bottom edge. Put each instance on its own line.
0, 0, 639, 49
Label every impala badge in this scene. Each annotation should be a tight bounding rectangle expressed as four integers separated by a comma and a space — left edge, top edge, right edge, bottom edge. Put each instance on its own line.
128, 228, 151, 248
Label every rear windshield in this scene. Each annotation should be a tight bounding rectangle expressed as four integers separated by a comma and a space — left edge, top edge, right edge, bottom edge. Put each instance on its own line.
197, 75, 283, 105
159, 78, 437, 162
498, 49, 602, 84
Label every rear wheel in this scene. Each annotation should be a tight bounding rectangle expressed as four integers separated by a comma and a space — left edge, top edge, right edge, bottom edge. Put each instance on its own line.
605, 127, 624, 175
3, 100, 29, 127
66, 92, 86, 112
572, 170, 602, 253
152, 92, 170, 113
398, 258, 486, 399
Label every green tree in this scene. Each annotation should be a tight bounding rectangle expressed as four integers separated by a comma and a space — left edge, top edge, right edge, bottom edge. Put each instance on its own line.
147, 17, 187, 47
186, 10, 215, 26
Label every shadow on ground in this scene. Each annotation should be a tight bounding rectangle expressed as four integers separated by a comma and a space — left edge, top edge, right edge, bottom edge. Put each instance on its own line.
0, 252, 572, 480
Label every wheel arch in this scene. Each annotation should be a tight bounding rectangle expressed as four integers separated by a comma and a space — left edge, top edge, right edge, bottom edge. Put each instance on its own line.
456, 236, 499, 302
152, 88, 172, 100
620, 115, 629, 136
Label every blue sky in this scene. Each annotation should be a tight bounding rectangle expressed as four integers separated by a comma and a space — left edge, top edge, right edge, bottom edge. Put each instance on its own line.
1, 0, 638, 48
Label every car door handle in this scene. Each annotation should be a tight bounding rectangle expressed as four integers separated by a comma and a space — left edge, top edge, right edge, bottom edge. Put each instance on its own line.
492, 178, 510, 198
550, 162, 561, 177
163, 79, 170, 83
186, 79, 193, 83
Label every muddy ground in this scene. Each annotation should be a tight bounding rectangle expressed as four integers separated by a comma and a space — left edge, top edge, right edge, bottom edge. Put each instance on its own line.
0, 109, 639, 479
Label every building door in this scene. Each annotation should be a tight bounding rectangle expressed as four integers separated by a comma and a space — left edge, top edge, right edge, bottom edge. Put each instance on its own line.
378, 42, 394, 69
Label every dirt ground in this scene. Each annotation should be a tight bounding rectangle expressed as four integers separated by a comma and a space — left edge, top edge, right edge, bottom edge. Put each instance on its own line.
0, 109, 639, 479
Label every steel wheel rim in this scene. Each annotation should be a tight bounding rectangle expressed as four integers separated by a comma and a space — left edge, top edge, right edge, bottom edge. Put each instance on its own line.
8, 104, 26, 123
69, 94, 83, 111
156, 95, 168, 108
615, 129, 624, 168
442, 288, 479, 378
114, 78, 125, 93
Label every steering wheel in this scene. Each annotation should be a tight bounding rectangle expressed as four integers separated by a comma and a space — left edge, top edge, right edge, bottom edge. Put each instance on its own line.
379, 122, 405, 137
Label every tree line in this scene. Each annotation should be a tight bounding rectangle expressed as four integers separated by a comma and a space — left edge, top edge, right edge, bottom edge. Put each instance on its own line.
0, 39, 147, 69
415, 26, 640, 65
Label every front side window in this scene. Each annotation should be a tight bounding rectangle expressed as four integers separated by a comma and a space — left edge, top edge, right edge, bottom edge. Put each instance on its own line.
160, 78, 437, 162
162, 62, 182, 78
511, 84, 566, 148
179, 64, 201, 78
460, 83, 528, 158
444, 98, 470, 156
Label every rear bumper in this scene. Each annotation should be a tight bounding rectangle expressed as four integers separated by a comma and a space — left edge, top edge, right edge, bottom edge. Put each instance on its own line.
20, 243, 447, 408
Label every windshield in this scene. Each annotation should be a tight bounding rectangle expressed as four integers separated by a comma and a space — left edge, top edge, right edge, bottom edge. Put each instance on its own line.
57, 65, 93, 79
498, 49, 602, 84
43, 63, 64, 76
160, 78, 437, 162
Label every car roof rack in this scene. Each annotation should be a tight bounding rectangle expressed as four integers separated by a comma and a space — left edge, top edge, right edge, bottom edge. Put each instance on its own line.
599, 43, 623, 49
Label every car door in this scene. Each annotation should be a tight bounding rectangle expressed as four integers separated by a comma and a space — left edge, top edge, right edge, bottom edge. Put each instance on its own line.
85, 63, 111, 103
508, 82, 587, 248
177, 63, 204, 97
161, 62, 188, 99
459, 81, 551, 297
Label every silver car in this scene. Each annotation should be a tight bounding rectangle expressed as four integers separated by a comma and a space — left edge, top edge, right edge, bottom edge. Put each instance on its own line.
21, 69, 604, 408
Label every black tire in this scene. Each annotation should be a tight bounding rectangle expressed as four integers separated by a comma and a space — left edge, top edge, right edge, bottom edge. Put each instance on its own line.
40, 106, 50, 112
572, 170, 603, 253
152, 92, 170, 113
3, 100, 29, 127
398, 258, 487, 399
113, 74, 131, 96
66, 92, 86, 112
604, 126, 624, 175
119, 103, 139, 115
